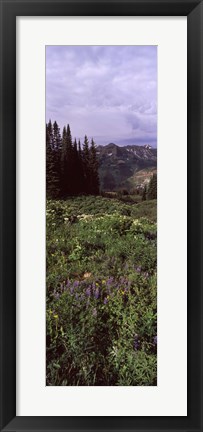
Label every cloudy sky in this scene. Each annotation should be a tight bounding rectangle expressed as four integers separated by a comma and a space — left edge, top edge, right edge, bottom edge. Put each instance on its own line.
46, 46, 157, 146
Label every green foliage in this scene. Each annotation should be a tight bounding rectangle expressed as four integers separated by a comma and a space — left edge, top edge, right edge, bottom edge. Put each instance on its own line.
46, 122, 100, 198
142, 184, 147, 201
147, 174, 157, 200
46, 120, 61, 198
46, 196, 157, 386
89, 138, 100, 195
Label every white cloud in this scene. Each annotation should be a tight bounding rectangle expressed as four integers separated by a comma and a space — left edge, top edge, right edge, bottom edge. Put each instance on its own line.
46, 46, 157, 145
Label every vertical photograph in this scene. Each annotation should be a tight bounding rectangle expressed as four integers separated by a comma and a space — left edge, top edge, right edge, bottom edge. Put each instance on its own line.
46, 46, 157, 386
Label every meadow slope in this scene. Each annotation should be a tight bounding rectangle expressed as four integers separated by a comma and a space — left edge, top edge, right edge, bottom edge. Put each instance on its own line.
46, 196, 157, 386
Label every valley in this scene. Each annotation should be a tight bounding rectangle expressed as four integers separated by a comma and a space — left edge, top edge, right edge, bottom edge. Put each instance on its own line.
97, 143, 157, 191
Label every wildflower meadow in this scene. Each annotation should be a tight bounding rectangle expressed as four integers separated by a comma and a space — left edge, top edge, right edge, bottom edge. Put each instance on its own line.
46, 196, 157, 386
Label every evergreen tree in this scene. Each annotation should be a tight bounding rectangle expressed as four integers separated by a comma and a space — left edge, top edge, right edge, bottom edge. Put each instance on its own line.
53, 121, 62, 195
46, 121, 59, 198
53, 121, 62, 152
142, 184, 147, 201
72, 138, 80, 194
47, 119, 54, 149
61, 124, 73, 196
60, 126, 66, 196
82, 135, 90, 194
62, 126, 67, 146
46, 120, 100, 198
78, 139, 82, 158
77, 139, 85, 193
147, 174, 157, 200
89, 138, 100, 194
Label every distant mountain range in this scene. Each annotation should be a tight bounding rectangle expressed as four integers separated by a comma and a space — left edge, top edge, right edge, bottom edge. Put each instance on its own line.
96, 143, 157, 191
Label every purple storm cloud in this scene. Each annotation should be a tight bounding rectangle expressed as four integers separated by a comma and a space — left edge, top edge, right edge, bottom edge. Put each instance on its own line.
46, 46, 157, 146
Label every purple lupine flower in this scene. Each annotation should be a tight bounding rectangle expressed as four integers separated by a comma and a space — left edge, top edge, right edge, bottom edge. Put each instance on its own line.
94, 287, 99, 299
86, 287, 91, 297
107, 277, 113, 286
134, 334, 139, 350
70, 285, 74, 295
104, 297, 108, 304
107, 279, 113, 293
135, 266, 141, 273
73, 280, 80, 288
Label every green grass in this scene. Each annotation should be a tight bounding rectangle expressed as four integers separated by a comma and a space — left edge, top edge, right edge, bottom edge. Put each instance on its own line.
46, 196, 157, 386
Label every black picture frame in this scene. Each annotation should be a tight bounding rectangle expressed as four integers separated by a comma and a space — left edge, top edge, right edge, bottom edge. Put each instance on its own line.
0, 0, 202, 431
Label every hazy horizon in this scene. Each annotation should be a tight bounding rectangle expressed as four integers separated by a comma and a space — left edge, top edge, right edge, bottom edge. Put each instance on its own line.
46, 46, 157, 147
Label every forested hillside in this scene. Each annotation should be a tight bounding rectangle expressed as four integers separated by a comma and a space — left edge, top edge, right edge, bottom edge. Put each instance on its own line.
46, 120, 157, 196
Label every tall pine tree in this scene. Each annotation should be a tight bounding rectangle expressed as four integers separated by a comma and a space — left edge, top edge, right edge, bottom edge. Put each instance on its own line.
147, 174, 157, 200
77, 139, 85, 193
46, 120, 60, 198
61, 124, 73, 196
53, 120, 62, 195
89, 138, 100, 194
82, 135, 90, 194
72, 138, 80, 194
142, 184, 147, 201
